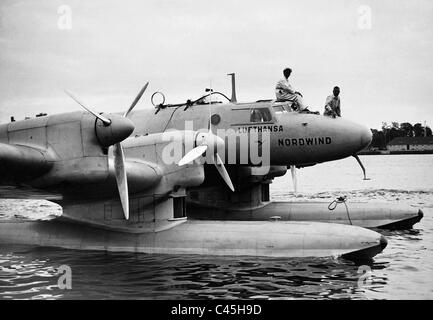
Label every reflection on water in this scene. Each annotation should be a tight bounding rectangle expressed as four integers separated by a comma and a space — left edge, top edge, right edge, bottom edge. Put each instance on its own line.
0, 155, 432, 299
0, 246, 389, 300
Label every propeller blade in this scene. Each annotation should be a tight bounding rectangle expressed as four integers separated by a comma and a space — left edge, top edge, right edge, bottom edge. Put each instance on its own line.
178, 145, 208, 166
213, 153, 235, 192
64, 89, 111, 125
290, 165, 298, 193
113, 143, 129, 220
124, 82, 149, 118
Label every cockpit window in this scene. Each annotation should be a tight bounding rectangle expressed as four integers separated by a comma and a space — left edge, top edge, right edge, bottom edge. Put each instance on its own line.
197, 93, 230, 105
273, 106, 289, 114
250, 108, 272, 123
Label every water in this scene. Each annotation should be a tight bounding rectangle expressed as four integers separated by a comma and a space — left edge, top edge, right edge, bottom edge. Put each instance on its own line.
0, 155, 432, 300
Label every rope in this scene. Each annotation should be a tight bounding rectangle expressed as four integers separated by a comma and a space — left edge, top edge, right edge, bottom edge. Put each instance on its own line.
328, 196, 352, 225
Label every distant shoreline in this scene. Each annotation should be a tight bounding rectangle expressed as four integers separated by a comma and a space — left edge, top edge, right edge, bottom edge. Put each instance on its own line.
358, 150, 433, 155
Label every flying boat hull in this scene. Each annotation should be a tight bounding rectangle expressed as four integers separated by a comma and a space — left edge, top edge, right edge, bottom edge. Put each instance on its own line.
0, 218, 387, 260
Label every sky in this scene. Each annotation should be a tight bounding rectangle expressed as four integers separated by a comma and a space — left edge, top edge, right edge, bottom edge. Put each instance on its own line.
0, 0, 432, 129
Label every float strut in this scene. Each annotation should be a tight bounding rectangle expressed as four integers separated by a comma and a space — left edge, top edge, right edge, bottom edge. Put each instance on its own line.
353, 154, 370, 180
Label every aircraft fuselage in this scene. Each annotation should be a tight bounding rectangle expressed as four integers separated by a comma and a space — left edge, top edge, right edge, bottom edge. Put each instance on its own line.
128, 100, 372, 167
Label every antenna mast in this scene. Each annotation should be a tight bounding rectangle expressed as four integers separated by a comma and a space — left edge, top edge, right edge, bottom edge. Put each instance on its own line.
227, 73, 237, 103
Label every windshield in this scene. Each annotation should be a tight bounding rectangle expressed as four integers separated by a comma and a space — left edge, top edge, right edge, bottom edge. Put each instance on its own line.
196, 92, 231, 105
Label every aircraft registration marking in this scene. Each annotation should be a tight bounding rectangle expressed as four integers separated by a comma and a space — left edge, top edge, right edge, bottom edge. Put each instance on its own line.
236, 125, 283, 133
278, 137, 332, 146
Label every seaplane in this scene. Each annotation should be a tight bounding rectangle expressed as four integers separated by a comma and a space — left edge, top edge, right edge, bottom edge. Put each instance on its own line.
0, 74, 422, 260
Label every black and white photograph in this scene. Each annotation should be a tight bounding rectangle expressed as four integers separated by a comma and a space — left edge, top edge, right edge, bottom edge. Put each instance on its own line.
0, 0, 432, 307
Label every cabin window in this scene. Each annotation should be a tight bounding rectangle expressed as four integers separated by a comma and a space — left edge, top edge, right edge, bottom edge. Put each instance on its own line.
173, 197, 186, 218
250, 108, 272, 123
211, 114, 221, 125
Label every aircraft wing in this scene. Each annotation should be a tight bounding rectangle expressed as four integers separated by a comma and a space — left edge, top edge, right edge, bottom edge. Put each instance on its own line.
0, 143, 54, 183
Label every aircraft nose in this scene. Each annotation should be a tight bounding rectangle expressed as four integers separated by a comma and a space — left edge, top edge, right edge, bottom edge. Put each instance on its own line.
360, 125, 373, 149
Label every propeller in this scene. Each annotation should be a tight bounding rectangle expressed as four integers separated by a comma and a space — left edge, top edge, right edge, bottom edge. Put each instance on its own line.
290, 165, 298, 193
178, 104, 235, 192
65, 83, 149, 219
214, 153, 235, 192
123, 82, 149, 117
64, 90, 111, 125
113, 142, 129, 220
178, 145, 208, 166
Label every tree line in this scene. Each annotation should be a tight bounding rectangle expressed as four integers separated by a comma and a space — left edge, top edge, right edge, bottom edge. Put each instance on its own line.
370, 122, 432, 149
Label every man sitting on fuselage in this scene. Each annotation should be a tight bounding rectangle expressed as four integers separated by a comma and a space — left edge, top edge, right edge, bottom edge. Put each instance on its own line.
324, 86, 341, 118
275, 68, 307, 111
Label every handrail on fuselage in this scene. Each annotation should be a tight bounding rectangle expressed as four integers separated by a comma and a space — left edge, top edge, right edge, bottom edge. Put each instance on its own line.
158, 91, 231, 109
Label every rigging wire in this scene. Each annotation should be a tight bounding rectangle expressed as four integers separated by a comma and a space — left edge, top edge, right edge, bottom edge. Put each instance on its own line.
328, 196, 352, 225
